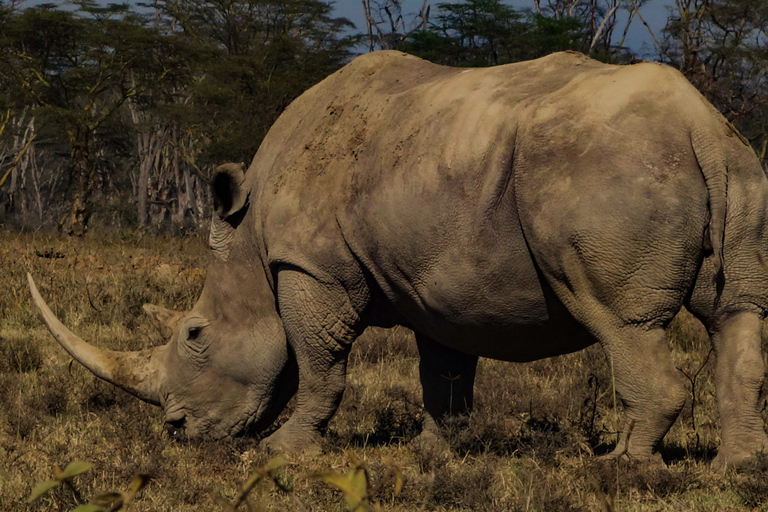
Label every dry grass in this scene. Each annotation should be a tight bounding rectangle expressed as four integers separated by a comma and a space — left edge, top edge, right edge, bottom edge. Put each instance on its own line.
1, 228, 767, 511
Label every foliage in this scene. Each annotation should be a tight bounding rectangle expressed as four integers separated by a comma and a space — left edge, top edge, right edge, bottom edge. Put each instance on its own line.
213, 452, 402, 511
0, 0, 766, 231
214, 456, 290, 510
309, 452, 404, 512
151, 0, 358, 165
399, 0, 586, 66
28, 460, 150, 511
399, 6, 584, 66
660, 0, 768, 165
0, 2, 188, 234
375, 0, 646, 65
0, 0, 357, 233
26, 453, 404, 512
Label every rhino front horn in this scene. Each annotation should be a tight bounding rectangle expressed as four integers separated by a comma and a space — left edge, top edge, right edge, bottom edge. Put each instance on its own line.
27, 273, 164, 406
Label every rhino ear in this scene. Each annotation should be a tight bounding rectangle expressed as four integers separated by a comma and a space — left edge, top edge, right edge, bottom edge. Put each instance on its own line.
142, 304, 184, 341
212, 162, 248, 219
210, 162, 249, 262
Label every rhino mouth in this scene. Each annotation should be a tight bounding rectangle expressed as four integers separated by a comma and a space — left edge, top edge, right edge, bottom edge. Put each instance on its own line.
165, 417, 187, 441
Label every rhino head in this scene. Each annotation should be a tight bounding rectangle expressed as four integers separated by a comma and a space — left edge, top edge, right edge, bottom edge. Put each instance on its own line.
28, 164, 298, 440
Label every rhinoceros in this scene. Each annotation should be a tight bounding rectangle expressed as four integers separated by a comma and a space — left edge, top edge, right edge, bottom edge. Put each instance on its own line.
29, 50, 768, 468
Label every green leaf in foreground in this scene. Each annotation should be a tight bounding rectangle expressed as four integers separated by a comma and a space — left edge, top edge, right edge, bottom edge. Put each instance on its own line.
57, 460, 94, 480
28, 460, 95, 505
87, 473, 150, 510
126, 473, 151, 498
89, 491, 122, 507
72, 504, 106, 512
27, 480, 59, 502
263, 455, 289, 473
216, 455, 292, 510
312, 468, 369, 511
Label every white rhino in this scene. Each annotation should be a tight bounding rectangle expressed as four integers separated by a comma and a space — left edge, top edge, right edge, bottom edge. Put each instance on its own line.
29, 51, 768, 468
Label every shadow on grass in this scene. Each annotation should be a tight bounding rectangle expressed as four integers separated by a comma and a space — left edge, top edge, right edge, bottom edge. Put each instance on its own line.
660, 441, 717, 465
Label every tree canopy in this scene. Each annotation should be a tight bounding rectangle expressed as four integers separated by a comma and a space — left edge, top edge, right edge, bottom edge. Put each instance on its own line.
0, 0, 765, 233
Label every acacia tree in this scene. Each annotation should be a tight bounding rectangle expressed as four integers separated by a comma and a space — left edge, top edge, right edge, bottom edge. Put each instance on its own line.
1, 2, 187, 235
151, 0, 359, 167
125, 33, 200, 227
110, 0, 359, 228
398, 0, 587, 66
362, 0, 430, 51
661, 0, 768, 165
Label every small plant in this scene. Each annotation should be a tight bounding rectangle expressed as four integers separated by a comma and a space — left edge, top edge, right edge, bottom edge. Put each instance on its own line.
312, 452, 404, 512
27, 461, 150, 511
729, 455, 768, 509
214, 455, 301, 511
215, 453, 403, 512
311, 453, 370, 511
0, 332, 43, 373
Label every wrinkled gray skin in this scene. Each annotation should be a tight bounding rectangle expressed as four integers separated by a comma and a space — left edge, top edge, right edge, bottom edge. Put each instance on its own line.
30, 51, 768, 468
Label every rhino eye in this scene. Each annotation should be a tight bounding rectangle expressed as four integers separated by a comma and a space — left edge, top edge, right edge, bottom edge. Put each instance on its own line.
187, 326, 203, 340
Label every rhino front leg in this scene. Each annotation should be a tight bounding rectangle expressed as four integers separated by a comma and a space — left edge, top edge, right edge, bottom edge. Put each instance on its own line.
261, 268, 361, 454
414, 334, 478, 447
711, 311, 768, 469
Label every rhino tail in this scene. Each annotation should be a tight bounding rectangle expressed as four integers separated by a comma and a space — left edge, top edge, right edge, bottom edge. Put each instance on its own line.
691, 125, 727, 294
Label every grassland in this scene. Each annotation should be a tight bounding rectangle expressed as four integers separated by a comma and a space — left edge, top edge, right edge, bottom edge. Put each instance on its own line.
1, 228, 767, 511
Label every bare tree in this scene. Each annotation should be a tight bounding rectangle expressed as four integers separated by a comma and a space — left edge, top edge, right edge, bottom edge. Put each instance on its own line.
0, 108, 38, 219
539, 0, 650, 56
362, 0, 430, 51
659, 0, 768, 165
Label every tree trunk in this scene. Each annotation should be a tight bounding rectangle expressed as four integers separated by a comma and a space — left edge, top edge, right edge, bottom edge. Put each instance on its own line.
60, 142, 95, 237
137, 132, 150, 225
186, 167, 198, 219
30, 148, 44, 222
148, 138, 165, 225
173, 125, 184, 224
8, 162, 17, 213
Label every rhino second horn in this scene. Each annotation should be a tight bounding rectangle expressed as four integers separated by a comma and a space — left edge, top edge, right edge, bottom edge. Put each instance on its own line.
142, 303, 184, 340
27, 273, 164, 406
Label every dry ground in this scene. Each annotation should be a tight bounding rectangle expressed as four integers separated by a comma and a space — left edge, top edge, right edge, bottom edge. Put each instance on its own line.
1, 229, 768, 511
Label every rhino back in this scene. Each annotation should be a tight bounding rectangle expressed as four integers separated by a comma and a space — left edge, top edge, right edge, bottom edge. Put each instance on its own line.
247, 53, 600, 349
246, 51, 768, 359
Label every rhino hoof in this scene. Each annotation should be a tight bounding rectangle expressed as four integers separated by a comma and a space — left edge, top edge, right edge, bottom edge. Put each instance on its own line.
410, 429, 450, 456
260, 427, 322, 456
712, 447, 768, 471
596, 450, 666, 468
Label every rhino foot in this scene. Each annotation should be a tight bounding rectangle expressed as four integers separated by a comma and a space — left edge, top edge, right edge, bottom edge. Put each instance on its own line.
712, 445, 768, 471
597, 449, 665, 468
409, 428, 451, 472
410, 428, 449, 454
260, 424, 322, 455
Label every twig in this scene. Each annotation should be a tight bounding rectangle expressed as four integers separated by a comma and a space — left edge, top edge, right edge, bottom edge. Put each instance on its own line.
627, 0, 664, 51
677, 346, 714, 432
589, 0, 620, 53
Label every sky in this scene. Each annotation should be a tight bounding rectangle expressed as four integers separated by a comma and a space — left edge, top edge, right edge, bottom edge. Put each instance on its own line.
332, 0, 676, 59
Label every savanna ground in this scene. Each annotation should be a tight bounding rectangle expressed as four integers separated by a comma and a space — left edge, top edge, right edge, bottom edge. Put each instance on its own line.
1, 228, 768, 511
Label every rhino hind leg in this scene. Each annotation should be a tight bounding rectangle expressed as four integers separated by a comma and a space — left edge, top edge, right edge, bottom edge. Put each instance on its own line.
260, 267, 362, 453
414, 335, 478, 446
594, 325, 688, 462
709, 311, 768, 469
